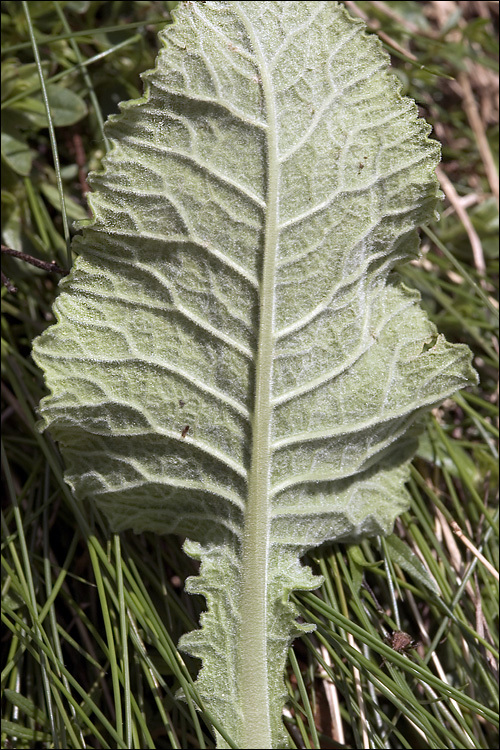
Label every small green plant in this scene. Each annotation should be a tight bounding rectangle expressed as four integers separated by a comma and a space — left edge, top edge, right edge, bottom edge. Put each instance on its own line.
30, 3, 479, 747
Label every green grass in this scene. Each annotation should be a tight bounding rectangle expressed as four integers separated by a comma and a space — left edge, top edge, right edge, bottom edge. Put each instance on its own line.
2, 2, 498, 748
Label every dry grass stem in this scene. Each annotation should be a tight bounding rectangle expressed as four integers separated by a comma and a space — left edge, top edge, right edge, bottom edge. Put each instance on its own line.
319, 644, 345, 745
451, 521, 500, 581
457, 71, 499, 207
436, 166, 486, 276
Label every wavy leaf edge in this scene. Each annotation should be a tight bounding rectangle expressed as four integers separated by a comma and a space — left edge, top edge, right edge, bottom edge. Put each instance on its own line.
32, 2, 478, 747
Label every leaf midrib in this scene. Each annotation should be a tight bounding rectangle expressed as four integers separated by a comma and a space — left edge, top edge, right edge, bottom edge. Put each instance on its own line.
237, 8, 279, 748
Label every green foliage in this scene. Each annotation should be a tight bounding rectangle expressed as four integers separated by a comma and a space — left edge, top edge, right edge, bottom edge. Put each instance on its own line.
2, 2, 498, 749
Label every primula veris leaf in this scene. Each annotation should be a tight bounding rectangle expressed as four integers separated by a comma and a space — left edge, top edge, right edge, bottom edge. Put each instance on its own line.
32, 2, 477, 747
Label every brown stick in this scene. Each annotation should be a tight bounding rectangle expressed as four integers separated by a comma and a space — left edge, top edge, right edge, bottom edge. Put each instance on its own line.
1, 245, 68, 276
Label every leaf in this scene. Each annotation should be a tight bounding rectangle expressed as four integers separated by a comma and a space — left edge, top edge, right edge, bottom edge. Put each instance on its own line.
11, 85, 87, 128
346, 544, 383, 596
1, 61, 49, 102
65, 1, 91, 11
32, 2, 477, 747
1, 190, 23, 250
1, 130, 33, 176
39, 183, 89, 221
380, 534, 440, 596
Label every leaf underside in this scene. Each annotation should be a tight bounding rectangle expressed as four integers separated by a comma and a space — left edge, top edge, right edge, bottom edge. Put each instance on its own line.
32, 2, 477, 747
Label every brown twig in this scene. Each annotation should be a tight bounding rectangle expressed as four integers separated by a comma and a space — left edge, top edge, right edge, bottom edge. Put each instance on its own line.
1, 271, 17, 294
71, 130, 90, 197
1, 245, 68, 276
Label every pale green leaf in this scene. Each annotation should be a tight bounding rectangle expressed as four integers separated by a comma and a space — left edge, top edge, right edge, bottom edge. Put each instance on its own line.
12, 84, 87, 128
32, 2, 477, 747
39, 183, 89, 221
381, 534, 441, 596
1, 130, 33, 175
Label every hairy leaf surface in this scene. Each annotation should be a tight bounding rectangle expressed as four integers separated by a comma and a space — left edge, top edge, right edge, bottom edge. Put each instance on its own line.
32, 2, 477, 747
